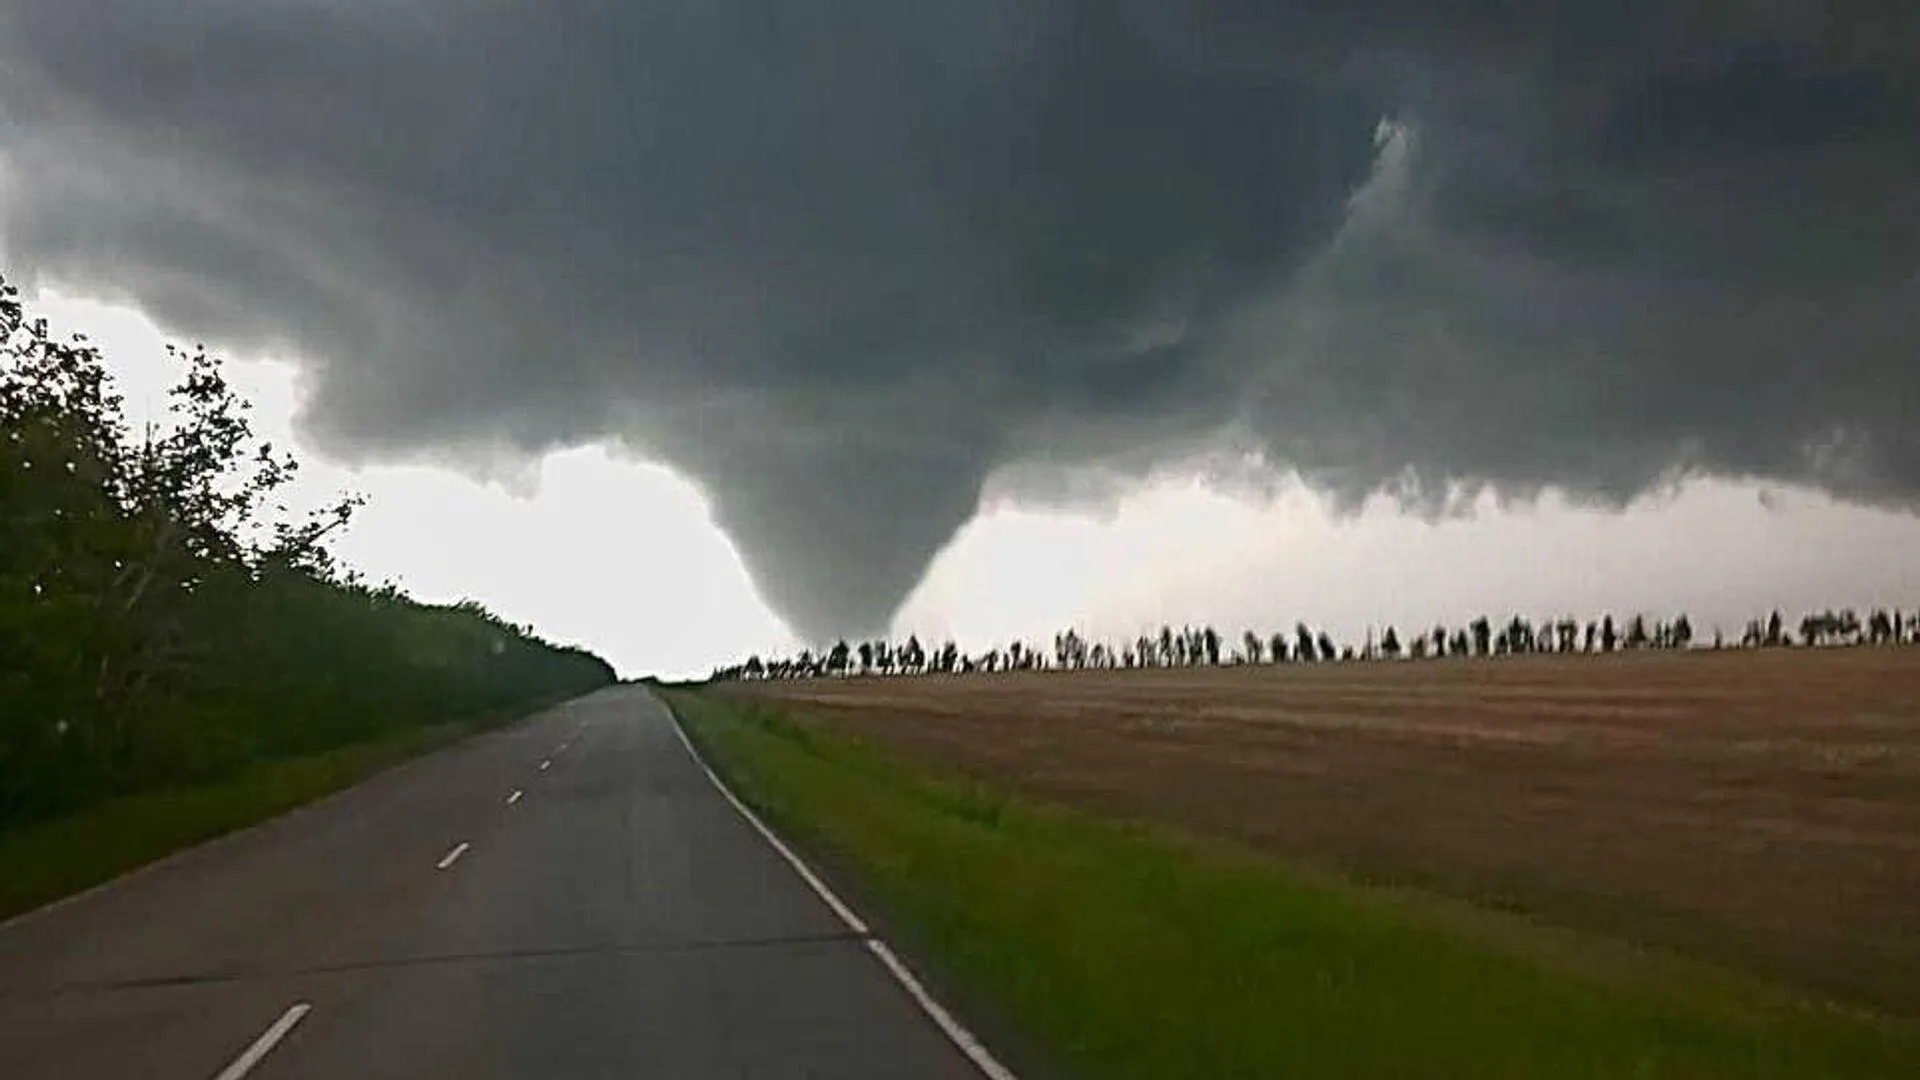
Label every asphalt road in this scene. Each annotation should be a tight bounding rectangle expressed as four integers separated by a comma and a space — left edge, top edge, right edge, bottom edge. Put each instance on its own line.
0, 687, 987, 1079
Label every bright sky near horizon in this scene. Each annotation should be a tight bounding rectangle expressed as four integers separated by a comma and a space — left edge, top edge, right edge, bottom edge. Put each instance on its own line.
44, 287, 1920, 680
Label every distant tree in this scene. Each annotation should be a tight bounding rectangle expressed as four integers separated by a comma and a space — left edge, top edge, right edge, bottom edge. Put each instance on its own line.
1202, 626, 1222, 666
1316, 632, 1337, 662
744, 655, 765, 680
1296, 623, 1317, 663
1584, 621, 1597, 653
901, 635, 925, 673
1243, 631, 1263, 665
1270, 632, 1288, 663
1431, 625, 1448, 658
1506, 615, 1533, 654
1158, 626, 1175, 667
856, 641, 874, 675
1600, 615, 1618, 653
826, 640, 851, 675
1672, 614, 1693, 649
1765, 610, 1784, 647
1450, 628, 1471, 657
1410, 635, 1429, 659
1380, 625, 1401, 658
1625, 615, 1649, 649
1470, 616, 1493, 657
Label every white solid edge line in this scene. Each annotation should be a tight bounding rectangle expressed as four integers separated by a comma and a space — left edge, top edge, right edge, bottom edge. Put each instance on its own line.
658, 695, 1019, 1080
211, 1002, 311, 1080
507, 789, 524, 805
539, 759, 552, 771
436, 841, 471, 870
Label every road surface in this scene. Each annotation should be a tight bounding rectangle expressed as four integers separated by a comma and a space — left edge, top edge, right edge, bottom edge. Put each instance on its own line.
0, 687, 988, 1078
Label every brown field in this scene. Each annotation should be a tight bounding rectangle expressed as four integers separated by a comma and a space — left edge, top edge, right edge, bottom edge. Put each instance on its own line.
730, 647, 1920, 1013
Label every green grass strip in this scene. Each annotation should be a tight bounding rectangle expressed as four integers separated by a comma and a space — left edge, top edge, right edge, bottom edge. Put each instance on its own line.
0, 723, 465, 922
665, 689, 1918, 1080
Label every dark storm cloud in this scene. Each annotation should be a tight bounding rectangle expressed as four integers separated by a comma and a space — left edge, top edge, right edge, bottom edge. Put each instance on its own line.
2, 2, 1915, 640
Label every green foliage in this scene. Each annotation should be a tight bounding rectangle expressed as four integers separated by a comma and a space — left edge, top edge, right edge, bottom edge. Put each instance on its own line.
0, 271, 613, 828
668, 691, 1920, 1079
0, 722, 465, 920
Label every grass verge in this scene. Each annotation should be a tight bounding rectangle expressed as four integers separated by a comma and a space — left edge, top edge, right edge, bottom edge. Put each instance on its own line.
0, 722, 466, 922
664, 689, 1919, 1079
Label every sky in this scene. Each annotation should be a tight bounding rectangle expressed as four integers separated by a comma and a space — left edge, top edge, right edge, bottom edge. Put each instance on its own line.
4, 4, 1918, 677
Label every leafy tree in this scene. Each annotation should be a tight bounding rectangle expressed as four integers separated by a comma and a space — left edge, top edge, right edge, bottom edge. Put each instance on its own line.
1470, 616, 1492, 657
1505, 615, 1533, 654
1242, 631, 1263, 665
1296, 623, 1316, 663
1380, 625, 1401, 658
1269, 632, 1288, 663
1601, 615, 1618, 653
1316, 632, 1337, 662
1557, 619, 1579, 653
1, 274, 612, 825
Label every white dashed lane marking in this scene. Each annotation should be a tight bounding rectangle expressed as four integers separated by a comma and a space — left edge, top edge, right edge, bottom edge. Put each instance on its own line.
211, 1002, 311, 1080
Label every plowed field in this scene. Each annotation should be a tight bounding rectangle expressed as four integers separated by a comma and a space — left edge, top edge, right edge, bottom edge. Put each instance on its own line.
732, 648, 1920, 1012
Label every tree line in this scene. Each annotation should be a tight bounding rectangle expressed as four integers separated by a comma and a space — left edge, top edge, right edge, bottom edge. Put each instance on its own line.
716, 609, 1920, 682
1, 272, 614, 828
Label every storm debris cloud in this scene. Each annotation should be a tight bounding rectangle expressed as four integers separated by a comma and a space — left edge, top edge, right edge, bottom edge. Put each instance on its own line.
2, 2, 1914, 640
